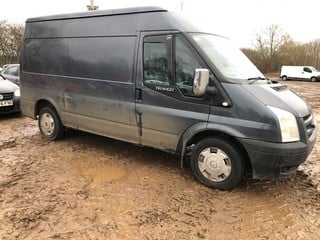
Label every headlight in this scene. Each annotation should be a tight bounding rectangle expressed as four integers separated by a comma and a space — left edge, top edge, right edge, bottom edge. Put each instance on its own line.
14, 89, 20, 97
268, 106, 300, 142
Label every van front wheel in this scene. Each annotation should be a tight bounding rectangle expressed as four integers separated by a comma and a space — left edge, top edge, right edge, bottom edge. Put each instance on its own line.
38, 107, 65, 141
190, 138, 244, 190
311, 77, 317, 82
282, 76, 287, 81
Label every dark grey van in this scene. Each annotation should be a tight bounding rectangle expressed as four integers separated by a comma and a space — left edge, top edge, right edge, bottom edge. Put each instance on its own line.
20, 7, 317, 190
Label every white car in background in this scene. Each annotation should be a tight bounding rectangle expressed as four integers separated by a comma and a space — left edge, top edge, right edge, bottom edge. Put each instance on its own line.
1, 64, 20, 85
0, 73, 20, 115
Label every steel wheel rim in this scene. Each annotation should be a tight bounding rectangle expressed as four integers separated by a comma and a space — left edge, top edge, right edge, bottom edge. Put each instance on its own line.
40, 113, 55, 136
198, 147, 232, 182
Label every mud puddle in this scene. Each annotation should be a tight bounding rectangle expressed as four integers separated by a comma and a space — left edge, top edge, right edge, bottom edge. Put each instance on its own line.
70, 157, 127, 183
84, 166, 126, 182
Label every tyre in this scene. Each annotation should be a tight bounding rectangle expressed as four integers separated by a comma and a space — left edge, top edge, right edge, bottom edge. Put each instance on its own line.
38, 107, 65, 140
281, 76, 287, 81
190, 138, 245, 190
310, 77, 317, 82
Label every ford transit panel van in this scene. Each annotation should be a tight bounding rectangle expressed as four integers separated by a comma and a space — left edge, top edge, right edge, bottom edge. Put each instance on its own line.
20, 7, 317, 189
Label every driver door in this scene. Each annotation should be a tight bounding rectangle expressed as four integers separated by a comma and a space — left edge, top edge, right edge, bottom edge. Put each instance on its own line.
135, 32, 211, 152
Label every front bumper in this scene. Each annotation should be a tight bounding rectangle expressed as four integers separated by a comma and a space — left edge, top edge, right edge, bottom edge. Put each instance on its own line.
239, 135, 316, 179
0, 98, 20, 115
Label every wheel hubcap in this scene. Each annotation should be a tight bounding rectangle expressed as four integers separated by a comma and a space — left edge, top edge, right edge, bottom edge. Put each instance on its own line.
198, 147, 232, 182
40, 113, 55, 136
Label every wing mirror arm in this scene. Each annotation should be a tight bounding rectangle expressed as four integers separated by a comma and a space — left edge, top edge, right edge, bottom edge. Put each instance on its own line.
206, 85, 217, 95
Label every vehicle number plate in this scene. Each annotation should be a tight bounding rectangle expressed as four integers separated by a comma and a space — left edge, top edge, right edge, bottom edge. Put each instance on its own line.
0, 100, 13, 107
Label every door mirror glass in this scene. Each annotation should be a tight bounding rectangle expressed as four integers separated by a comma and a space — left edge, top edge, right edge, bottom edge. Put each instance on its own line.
193, 69, 209, 97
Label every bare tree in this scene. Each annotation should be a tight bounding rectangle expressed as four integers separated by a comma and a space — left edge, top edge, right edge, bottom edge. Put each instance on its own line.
0, 21, 24, 66
0, 21, 9, 60
254, 24, 289, 72
306, 39, 320, 69
242, 25, 320, 73
241, 47, 263, 70
278, 37, 302, 65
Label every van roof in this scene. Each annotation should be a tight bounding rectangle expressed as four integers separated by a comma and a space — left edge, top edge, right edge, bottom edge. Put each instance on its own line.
282, 66, 315, 68
24, 6, 201, 38
26, 6, 167, 22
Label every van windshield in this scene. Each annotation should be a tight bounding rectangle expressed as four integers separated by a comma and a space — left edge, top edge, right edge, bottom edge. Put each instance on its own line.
309, 66, 318, 72
190, 33, 265, 82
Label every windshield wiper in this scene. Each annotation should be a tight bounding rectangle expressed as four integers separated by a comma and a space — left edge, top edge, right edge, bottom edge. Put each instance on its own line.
247, 76, 270, 84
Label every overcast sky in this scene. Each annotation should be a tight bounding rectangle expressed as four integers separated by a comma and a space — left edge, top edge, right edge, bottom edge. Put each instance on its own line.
1, 0, 319, 47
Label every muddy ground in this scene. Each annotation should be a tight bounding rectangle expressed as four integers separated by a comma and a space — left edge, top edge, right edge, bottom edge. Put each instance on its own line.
0, 80, 320, 240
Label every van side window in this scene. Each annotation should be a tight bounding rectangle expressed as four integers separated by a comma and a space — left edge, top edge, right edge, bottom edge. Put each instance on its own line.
303, 67, 311, 73
23, 39, 68, 76
67, 37, 135, 82
175, 35, 205, 97
23, 37, 135, 82
143, 36, 170, 86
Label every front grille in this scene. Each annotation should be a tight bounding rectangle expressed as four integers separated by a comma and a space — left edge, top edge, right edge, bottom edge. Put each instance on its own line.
303, 114, 316, 139
0, 92, 14, 100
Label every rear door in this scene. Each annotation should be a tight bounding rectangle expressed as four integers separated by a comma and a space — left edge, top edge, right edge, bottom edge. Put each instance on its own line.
62, 36, 139, 143
135, 32, 210, 152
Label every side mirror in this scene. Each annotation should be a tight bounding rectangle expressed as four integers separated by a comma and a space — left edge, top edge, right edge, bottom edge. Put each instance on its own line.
193, 69, 209, 97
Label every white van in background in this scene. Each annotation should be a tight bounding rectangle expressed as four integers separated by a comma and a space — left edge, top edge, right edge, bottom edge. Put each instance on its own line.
280, 66, 320, 82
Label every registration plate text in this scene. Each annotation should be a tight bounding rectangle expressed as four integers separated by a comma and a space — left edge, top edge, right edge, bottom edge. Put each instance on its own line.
0, 100, 13, 107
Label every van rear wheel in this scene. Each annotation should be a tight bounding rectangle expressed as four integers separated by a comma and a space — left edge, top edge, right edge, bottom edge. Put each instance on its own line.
311, 77, 317, 82
282, 76, 287, 81
38, 107, 65, 140
190, 138, 245, 190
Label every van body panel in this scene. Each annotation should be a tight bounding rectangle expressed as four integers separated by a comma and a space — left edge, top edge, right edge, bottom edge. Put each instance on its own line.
214, 83, 280, 142
24, 14, 138, 38
20, 7, 316, 187
211, 82, 316, 179
62, 110, 140, 144
241, 84, 310, 117
24, 8, 197, 39
26, 6, 167, 22
22, 72, 139, 143
239, 136, 315, 179
134, 31, 211, 152
178, 121, 208, 150
136, 101, 209, 151
20, 98, 34, 118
